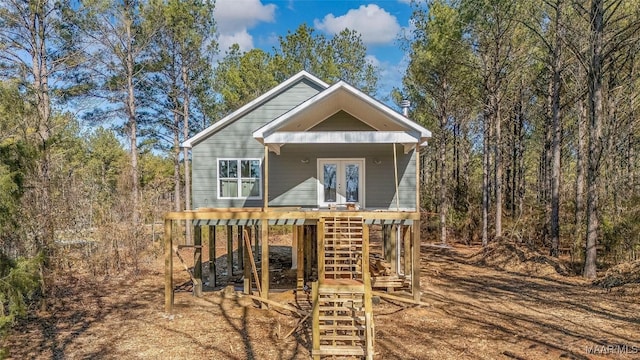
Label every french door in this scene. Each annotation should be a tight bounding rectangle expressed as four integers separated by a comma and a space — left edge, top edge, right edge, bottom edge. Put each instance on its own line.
317, 159, 365, 208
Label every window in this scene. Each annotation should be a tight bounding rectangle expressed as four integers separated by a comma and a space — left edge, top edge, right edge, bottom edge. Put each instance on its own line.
218, 159, 261, 199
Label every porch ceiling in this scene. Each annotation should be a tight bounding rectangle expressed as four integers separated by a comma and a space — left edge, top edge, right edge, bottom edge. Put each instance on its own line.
262, 131, 420, 145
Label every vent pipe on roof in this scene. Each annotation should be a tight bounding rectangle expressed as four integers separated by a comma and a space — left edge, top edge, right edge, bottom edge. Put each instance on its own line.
400, 99, 410, 117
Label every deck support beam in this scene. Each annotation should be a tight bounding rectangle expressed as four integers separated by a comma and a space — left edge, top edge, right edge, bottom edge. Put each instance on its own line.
261, 219, 269, 306
209, 225, 216, 288
403, 225, 411, 276
164, 219, 173, 313
412, 220, 421, 301
296, 226, 304, 289
227, 225, 233, 279
193, 225, 203, 296
243, 226, 251, 294
237, 225, 244, 271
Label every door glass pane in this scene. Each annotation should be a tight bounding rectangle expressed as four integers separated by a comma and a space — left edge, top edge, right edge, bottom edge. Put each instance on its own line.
323, 164, 337, 202
345, 164, 359, 202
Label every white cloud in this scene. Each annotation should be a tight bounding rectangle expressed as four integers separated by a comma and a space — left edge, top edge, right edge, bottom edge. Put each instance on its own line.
313, 4, 401, 46
218, 30, 255, 53
214, 0, 276, 52
365, 54, 380, 68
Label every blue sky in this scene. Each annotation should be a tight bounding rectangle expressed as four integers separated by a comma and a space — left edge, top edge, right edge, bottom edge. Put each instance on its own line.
214, 0, 417, 100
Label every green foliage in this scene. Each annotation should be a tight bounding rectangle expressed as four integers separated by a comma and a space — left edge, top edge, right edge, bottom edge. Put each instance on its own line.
0, 253, 41, 332
214, 46, 278, 116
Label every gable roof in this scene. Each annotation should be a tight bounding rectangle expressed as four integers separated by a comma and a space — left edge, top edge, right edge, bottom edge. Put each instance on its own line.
253, 81, 431, 143
182, 70, 329, 148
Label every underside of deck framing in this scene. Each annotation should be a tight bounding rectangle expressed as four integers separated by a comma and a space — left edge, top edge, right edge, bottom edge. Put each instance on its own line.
163, 208, 422, 315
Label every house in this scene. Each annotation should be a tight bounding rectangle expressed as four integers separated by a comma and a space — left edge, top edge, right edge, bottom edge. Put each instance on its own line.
164, 71, 431, 358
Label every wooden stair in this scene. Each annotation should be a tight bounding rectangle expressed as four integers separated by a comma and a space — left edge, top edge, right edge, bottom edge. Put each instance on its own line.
312, 217, 374, 360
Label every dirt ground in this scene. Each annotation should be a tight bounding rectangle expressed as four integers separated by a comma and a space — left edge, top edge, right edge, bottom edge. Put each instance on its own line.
3, 238, 640, 360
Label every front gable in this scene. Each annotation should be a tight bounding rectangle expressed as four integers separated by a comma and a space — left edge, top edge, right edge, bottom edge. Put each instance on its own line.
309, 110, 376, 131
253, 81, 431, 155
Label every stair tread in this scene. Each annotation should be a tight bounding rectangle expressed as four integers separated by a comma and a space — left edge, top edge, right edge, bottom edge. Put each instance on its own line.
314, 345, 365, 356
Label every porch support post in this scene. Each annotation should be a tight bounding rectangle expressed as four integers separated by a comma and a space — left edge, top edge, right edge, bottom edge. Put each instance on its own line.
383, 225, 391, 262
164, 218, 173, 313
193, 224, 203, 296
415, 145, 421, 212
209, 225, 216, 288
304, 225, 312, 278
237, 225, 244, 271
317, 219, 325, 280
261, 219, 269, 305
291, 225, 298, 270
389, 225, 397, 276
243, 226, 251, 294
403, 226, 411, 276
264, 146, 269, 210
227, 225, 233, 279
412, 220, 421, 301
296, 226, 304, 289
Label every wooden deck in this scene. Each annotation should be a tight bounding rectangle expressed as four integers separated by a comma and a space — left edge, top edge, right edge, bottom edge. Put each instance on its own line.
163, 208, 421, 314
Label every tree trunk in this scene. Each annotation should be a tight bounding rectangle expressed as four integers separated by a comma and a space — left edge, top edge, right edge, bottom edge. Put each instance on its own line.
575, 98, 586, 254
494, 100, 502, 239
550, 0, 563, 257
482, 110, 490, 246
584, 0, 603, 279
173, 109, 181, 212
182, 65, 192, 243
30, 4, 54, 306
439, 111, 447, 244
125, 8, 139, 224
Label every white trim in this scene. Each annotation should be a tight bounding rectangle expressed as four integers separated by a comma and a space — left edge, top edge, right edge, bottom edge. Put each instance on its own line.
263, 131, 420, 145
253, 81, 432, 142
183, 71, 329, 148
216, 158, 263, 200
317, 158, 366, 208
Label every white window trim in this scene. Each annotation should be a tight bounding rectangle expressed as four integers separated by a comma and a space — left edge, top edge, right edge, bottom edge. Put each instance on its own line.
317, 158, 365, 208
217, 158, 263, 200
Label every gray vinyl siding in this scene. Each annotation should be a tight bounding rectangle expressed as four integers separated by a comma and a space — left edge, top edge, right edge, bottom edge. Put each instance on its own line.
191, 79, 324, 209
309, 110, 375, 131
269, 144, 417, 210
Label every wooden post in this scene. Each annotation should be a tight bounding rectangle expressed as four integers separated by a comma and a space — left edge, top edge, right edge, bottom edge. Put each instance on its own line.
317, 219, 325, 281
403, 226, 411, 276
227, 225, 233, 279
363, 224, 370, 278
393, 143, 400, 211
296, 226, 304, 289
193, 224, 203, 296
291, 225, 298, 270
412, 220, 421, 301
209, 225, 216, 288
243, 227, 251, 294
383, 225, 391, 262
261, 219, 269, 305
164, 219, 173, 313
304, 225, 312, 278
254, 224, 259, 256
264, 146, 269, 210
389, 225, 397, 276
416, 145, 420, 212
237, 225, 244, 271
311, 281, 320, 360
